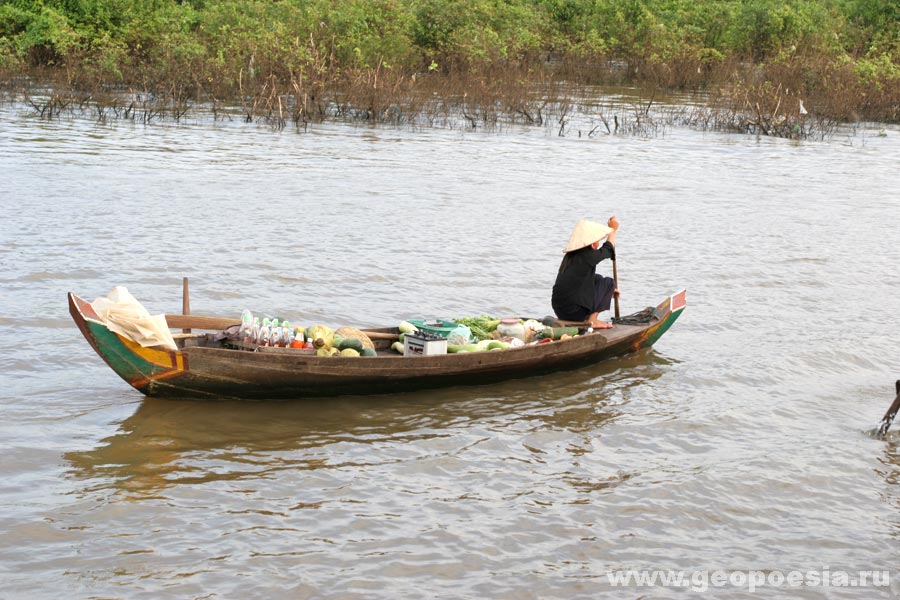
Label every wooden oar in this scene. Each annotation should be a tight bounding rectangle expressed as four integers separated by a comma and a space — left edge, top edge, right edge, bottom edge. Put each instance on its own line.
553, 319, 593, 328
876, 380, 900, 437
166, 314, 240, 331
364, 331, 400, 340
612, 258, 621, 320
182, 277, 191, 334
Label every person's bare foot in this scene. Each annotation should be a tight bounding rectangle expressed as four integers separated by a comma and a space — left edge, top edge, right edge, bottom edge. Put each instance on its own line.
589, 318, 613, 329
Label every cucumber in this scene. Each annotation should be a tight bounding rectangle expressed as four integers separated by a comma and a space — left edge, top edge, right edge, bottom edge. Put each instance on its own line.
391, 341, 405, 354
487, 340, 510, 350
398, 321, 418, 334
448, 343, 481, 353
360, 348, 377, 357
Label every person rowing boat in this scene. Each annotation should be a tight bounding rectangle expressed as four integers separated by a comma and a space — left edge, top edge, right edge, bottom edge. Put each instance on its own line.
551, 216, 620, 330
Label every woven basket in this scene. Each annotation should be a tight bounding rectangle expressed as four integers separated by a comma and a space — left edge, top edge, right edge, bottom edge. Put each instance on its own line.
335, 326, 375, 349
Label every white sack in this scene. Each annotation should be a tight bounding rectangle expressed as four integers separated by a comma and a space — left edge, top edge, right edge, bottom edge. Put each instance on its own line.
91, 286, 178, 351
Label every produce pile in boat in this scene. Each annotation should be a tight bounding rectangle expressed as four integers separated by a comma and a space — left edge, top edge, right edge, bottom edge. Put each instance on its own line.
390, 317, 580, 354
233, 309, 580, 357
235, 312, 375, 357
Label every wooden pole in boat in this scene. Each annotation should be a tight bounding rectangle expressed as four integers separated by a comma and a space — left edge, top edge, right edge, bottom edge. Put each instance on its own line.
182, 277, 191, 334
612, 258, 620, 321
876, 380, 900, 437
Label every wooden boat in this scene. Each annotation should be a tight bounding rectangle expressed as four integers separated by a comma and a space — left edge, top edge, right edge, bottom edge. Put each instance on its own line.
68, 289, 686, 400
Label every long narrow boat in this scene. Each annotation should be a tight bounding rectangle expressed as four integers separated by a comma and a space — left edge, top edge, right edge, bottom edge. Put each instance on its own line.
69, 290, 686, 400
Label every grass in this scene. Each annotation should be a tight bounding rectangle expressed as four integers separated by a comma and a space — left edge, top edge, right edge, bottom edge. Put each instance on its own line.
4, 58, 874, 142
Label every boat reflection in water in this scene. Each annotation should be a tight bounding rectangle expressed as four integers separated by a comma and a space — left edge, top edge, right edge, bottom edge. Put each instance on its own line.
64, 349, 676, 499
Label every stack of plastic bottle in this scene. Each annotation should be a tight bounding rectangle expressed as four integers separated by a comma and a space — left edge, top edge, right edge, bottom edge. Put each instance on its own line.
238, 310, 318, 350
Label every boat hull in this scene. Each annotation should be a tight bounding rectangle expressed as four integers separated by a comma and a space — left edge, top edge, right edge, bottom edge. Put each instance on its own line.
69, 290, 685, 400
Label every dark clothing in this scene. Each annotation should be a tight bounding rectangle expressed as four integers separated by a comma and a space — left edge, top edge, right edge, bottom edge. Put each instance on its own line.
551, 241, 616, 321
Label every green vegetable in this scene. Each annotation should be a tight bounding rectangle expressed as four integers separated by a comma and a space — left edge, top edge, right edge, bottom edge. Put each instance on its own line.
391, 341, 405, 354
533, 328, 551, 340
448, 343, 482, 353
452, 315, 500, 341
487, 341, 510, 350
338, 337, 364, 352
306, 325, 335, 348
360, 348, 377, 357
551, 326, 579, 340
340, 348, 360, 357
398, 321, 418, 334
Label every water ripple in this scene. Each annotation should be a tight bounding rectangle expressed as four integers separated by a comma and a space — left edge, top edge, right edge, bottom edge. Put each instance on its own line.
1, 102, 899, 599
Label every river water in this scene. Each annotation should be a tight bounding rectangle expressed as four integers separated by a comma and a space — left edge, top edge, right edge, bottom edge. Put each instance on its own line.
1, 98, 899, 599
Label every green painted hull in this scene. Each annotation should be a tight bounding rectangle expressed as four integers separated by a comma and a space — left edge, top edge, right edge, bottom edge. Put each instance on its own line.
70, 290, 685, 400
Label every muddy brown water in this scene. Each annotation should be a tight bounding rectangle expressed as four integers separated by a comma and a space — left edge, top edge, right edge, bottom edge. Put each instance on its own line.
1, 100, 899, 598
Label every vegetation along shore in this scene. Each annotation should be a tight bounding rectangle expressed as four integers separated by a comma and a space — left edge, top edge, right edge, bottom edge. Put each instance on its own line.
1, 0, 898, 136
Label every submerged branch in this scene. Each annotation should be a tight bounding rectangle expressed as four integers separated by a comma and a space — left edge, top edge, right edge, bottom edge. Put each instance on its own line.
0, 61, 861, 140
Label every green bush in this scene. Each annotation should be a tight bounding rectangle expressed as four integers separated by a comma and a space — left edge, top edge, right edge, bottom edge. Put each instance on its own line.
1, 0, 898, 117
855, 51, 900, 84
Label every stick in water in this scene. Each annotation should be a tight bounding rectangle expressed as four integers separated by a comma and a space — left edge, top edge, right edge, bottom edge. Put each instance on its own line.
876, 380, 900, 438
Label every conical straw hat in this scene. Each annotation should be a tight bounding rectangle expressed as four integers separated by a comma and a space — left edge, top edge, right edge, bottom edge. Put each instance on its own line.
563, 219, 612, 253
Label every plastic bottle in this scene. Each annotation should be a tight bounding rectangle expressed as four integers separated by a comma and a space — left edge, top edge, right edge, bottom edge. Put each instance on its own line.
497, 318, 526, 341
250, 317, 261, 345
281, 320, 292, 347
290, 328, 305, 349
270, 318, 282, 347
259, 318, 271, 346
239, 309, 253, 343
